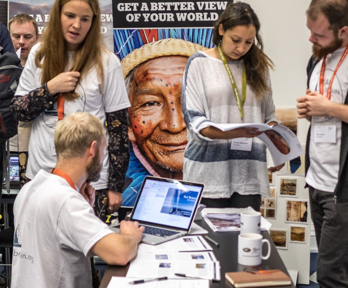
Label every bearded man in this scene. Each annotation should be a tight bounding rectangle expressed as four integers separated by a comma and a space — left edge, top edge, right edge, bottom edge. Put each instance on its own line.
297, 0, 348, 287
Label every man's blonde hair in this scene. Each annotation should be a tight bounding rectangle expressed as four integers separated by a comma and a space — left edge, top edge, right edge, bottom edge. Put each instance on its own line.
54, 112, 105, 159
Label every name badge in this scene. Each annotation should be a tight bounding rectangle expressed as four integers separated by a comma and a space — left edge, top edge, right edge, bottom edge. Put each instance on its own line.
231, 138, 252, 151
314, 125, 336, 143
50, 138, 57, 156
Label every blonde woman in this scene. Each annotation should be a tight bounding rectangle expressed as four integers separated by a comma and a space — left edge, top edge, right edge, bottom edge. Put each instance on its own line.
12, 0, 129, 221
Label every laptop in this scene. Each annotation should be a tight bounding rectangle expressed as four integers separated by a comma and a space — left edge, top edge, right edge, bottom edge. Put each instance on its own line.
115, 176, 204, 245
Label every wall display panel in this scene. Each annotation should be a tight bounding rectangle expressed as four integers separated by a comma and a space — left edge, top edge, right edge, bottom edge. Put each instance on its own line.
9, 0, 114, 51
112, 0, 233, 207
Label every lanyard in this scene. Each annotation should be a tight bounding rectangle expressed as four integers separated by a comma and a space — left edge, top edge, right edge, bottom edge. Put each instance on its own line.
51, 168, 76, 190
319, 45, 348, 100
57, 94, 64, 120
218, 43, 246, 119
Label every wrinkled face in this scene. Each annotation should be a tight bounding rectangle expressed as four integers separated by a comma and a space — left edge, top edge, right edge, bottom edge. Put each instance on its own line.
307, 13, 343, 59
128, 56, 188, 173
219, 24, 256, 61
10, 21, 38, 61
60, 0, 93, 51
86, 134, 106, 182
265, 130, 290, 155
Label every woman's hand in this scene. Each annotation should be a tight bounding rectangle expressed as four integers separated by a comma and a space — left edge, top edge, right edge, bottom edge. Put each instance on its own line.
268, 163, 285, 173
47, 71, 80, 95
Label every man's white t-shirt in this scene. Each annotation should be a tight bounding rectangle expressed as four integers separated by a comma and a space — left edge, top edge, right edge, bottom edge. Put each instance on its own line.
15, 43, 130, 190
306, 47, 348, 192
11, 170, 114, 288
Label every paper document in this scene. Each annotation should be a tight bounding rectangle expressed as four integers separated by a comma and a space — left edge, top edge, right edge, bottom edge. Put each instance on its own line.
126, 257, 220, 280
16, 47, 21, 59
138, 235, 213, 253
202, 207, 272, 232
209, 123, 304, 166
107, 277, 209, 288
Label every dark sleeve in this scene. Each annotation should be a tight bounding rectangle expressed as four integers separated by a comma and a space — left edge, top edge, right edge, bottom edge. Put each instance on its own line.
106, 108, 130, 192
11, 84, 58, 121
306, 55, 319, 89
0, 22, 16, 54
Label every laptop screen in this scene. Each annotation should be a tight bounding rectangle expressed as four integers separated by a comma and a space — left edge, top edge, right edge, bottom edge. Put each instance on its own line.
131, 177, 204, 230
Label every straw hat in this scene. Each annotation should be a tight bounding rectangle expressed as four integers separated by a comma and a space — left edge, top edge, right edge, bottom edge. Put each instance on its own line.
121, 38, 207, 78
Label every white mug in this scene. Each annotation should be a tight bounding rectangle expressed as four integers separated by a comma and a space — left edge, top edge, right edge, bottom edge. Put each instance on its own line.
238, 233, 271, 266
240, 211, 261, 234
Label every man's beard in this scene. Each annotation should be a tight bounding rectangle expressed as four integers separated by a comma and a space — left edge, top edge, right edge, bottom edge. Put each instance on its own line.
86, 146, 103, 182
312, 34, 343, 59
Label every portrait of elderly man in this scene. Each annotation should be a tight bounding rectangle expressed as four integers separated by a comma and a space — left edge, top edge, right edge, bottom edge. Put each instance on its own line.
121, 39, 206, 206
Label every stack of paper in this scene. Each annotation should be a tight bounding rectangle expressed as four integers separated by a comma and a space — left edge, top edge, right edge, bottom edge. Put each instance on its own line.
126, 236, 221, 281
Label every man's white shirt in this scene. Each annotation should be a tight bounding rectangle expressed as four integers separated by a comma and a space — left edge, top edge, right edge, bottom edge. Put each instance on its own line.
11, 170, 113, 288
307, 47, 348, 192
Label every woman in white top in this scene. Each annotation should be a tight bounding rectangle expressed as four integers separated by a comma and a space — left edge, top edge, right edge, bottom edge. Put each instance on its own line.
182, 2, 283, 210
12, 0, 130, 221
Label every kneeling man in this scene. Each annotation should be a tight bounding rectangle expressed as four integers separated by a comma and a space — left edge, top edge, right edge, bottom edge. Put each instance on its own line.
12, 112, 144, 288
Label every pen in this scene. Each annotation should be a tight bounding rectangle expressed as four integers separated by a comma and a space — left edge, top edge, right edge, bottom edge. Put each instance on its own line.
204, 235, 220, 247
128, 276, 168, 285
175, 273, 212, 280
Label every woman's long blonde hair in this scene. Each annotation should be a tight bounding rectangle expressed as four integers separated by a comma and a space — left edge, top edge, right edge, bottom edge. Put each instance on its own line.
35, 0, 105, 101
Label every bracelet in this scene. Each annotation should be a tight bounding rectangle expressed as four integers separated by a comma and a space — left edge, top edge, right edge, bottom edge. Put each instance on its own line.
43, 82, 54, 97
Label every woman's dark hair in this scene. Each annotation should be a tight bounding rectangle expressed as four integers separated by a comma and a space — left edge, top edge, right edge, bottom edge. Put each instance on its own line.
212, 2, 274, 97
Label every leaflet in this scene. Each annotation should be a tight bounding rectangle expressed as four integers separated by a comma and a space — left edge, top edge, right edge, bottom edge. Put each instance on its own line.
202, 207, 272, 232
209, 123, 304, 166
138, 235, 213, 253
126, 254, 220, 280
107, 277, 209, 288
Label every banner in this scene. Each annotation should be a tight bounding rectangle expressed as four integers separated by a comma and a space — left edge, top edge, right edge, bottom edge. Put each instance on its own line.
114, 0, 233, 206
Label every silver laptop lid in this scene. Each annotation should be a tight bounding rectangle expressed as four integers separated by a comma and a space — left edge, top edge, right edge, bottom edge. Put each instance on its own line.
130, 176, 204, 231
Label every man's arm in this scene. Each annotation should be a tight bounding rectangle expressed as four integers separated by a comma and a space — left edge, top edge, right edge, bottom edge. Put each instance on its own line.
90, 221, 144, 265
105, 109, 129, 211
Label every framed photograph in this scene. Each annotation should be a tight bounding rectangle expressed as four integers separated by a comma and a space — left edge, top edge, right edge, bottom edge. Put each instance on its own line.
266, 198, 276, 209
286, 199, 308, 224
268, 170, 273, 185
270, 187, 276, 198
265, 208, 276, 219
270, 229, 288, 250
290, 226, 306, 244
279, 177, 298, 197
260, 208, 265, 217
260, 198, 265, 208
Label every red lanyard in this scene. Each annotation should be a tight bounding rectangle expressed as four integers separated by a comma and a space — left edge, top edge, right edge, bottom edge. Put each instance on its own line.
319, 45, 348, 100
57, 94, 64, 120
51, 168, 76, 190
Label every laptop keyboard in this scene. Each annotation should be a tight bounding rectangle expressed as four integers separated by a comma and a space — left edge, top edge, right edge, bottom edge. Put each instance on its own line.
143, 226, 180, 237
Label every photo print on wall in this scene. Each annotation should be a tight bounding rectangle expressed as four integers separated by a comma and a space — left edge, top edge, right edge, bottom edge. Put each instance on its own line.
279, 177, 298, 197
270, 229, 288, 250
285, 199, 308, 224
290, 226, 306, 244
